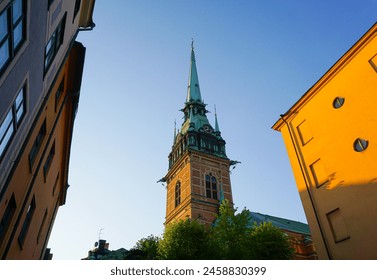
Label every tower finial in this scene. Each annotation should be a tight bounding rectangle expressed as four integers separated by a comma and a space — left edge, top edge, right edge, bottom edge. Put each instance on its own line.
214, 105, 220, 133
186, 40, 202, 103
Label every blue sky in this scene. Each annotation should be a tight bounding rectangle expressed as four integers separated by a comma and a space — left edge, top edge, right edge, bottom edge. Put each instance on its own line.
47, 1, 377, 259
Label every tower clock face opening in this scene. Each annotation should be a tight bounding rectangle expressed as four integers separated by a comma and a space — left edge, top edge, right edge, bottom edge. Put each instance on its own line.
203, 125, 212, 133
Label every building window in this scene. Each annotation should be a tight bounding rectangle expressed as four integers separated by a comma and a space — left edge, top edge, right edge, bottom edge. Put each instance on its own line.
0, 194, 16, 245
0, 85, 26, 161
333, 97, 345, 109
55, 76, 65, 112
44, 13, 66, 73
48, 0, 55, 9
175, 182, 181, 207
353, 138, 368, 152
18, 196, 36, 248
44, 141, 55, 181
297, 120, 313, 146
37, 209, 47, 244
52, 173, 60, 197
0, 0, 26, 75
73, 0, 81, 21
326, 208, 350, 243
29, 119, 46, 169
205, 173, 217, 199
310, 159, 328, 188
369, 54, 377, 73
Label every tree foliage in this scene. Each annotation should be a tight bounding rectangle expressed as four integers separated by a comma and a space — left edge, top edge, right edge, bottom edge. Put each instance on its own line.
132, 235, 160, 260
132, 200, 294, 260
213, 199, 293, 260
249, 221, 294, 260
158, 218, 216, 260
212, 199, 253, 259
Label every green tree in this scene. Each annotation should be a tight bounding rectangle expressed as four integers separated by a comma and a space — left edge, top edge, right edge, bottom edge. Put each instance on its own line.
132, 200, 294, 260
132, 234, 161, 259
212, 199, 254, 259
158, 218, 216, 260
212, 199, 293, 259
249, 221, 294, 260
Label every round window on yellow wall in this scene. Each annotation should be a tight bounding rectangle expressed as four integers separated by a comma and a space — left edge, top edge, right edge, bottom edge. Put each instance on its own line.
333, 97, 345, 109
353, 138, 368, 152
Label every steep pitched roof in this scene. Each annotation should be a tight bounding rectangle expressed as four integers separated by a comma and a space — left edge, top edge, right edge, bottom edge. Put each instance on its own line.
249, 212, 311, 235
186, 41, 202, 103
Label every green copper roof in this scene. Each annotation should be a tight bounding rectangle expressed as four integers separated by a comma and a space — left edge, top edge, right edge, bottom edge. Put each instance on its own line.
249, 212, 311, 235
186, 41, 202, 103
167, 41, 228, 165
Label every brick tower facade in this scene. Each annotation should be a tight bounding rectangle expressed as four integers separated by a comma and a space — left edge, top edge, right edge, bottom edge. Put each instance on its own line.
163, 43, 234, 226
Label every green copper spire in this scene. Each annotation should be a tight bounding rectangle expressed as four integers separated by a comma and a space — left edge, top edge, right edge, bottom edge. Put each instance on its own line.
167, 40, 229, 171
214, 105, 220, 133
186, 40, 202, 103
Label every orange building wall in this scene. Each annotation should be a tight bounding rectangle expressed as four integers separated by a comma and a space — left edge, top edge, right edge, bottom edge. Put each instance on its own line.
0, 44, 84, 259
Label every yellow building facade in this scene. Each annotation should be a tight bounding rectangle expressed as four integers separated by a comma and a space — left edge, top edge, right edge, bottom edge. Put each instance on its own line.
273, 23, 377, 259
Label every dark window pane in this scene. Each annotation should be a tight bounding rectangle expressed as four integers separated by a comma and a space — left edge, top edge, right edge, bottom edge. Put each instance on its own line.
0, 10, 8, 41
0, 0, 26, 74
0, 110, 14, 157
13, 20, 23, 49
175, 182, 181, 207
44, 142, 55, 179
74, 0, 81, 18
0, 110, 13, 138
45, 35, 54, 55
0, 195, 16, 244
206, 189, 211, 198
44, 14, 66, 73
29, 120, 46, 167
0, 125, 14, 156
18, 197, 36, 247
15, 87, 24, 108
12, 0, 23, 24
16, 105, 24, 124
0, 40, 10, 69
55, 77, 64, 111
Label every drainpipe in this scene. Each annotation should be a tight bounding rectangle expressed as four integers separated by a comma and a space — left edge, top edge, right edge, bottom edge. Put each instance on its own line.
280, 114, 331, 259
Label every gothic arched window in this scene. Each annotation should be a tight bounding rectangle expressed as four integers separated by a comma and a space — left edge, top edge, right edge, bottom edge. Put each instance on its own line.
175, 182, 181, 207
205, 174, 217, 199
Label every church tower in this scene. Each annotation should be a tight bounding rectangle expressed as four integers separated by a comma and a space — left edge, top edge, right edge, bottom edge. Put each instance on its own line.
163, 43, 234, 226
